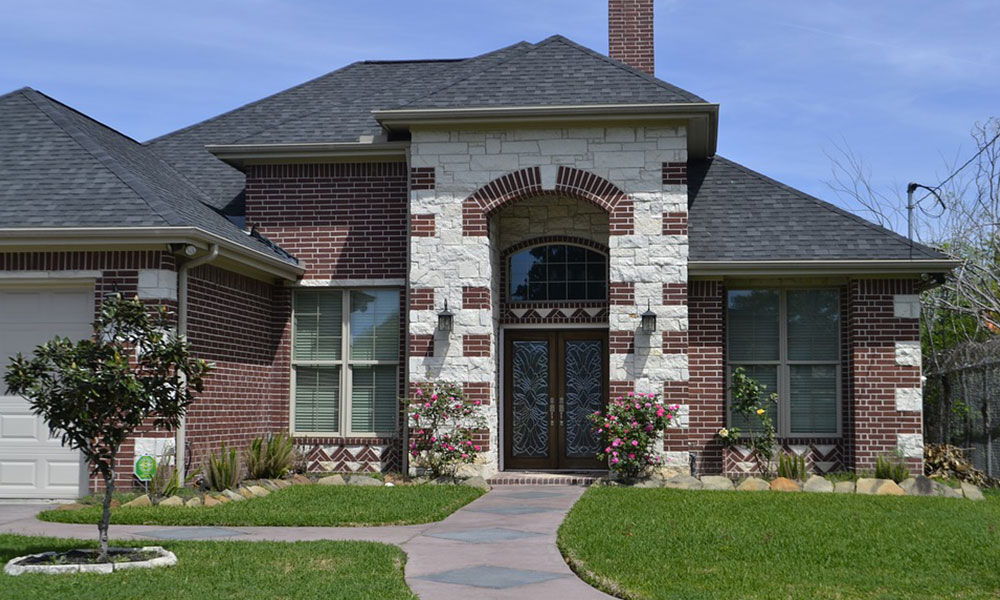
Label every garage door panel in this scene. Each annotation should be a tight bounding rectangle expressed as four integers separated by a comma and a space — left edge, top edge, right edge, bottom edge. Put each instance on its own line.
0, 286, 91, 498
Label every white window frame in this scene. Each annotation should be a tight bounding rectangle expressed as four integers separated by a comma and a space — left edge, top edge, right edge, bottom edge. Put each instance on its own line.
726, 287, 842, 438
290, 288, 400, 437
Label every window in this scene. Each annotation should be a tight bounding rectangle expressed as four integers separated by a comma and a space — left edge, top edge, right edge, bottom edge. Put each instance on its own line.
727, 288, 840, 436
292, 289, 399, 435
509, 244, 607, 302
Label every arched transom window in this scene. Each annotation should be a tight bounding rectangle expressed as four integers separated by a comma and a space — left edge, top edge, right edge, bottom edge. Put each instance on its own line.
508, 243, 607, 302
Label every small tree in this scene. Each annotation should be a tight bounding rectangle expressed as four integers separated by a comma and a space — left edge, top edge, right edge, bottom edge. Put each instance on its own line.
4, 295, 211, 562
717, 367, 778, 476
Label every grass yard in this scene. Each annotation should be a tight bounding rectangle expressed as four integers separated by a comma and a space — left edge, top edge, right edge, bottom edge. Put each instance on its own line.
559, 487, 1000, 600
0, 534, 414, 600
39, 484, 483, 527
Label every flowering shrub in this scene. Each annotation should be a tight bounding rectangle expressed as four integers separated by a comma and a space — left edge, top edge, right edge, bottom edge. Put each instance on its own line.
405, 381, 488, 478
588, 393, 678, 480
717, 367, 777, 475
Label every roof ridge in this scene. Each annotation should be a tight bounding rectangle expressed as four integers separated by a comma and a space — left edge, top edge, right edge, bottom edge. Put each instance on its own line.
392, 41, 538, 109
145, 60, 366, 144
540, 35, 707, 103
23, 89, 187, 227
711, 155, 947, 260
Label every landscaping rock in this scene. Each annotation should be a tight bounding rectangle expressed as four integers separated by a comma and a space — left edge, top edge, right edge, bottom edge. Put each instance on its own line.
663, 474, 703, 490
430, 476, 458, 486
650, 466, 689, 480
347, 474, 383, 486
700, 475, 735, 491
317, 474, 346, 486
803, 475, 834, 493
632, 478, 663, 488
123, 494, 151, 508
290, 474, 312, 485
185, 497, 202, 507
260, 480, 281, 492
214, 494, 230, 504
274, 479, 292, 489
961, 482, 985, 501
856, 478, 904, 495
936, 482, 963, 498
834, 481, 855, 494
56, 503, 85, 511
900, 476, 937, 496
238, 487, 255, 499
454, 463, 483, 479
247, 485, 270, 497
460, 476, 490, 490
222, 489, 245, 502
769, 477, 801, 492
203, 495, 221, 507
736, 477, 770, 491
158, 495, 184, 507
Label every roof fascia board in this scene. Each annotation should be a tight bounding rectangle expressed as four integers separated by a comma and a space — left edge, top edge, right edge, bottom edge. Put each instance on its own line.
689, 259, 960, 277
0, 227, 304, 280
206, 141, 410, 169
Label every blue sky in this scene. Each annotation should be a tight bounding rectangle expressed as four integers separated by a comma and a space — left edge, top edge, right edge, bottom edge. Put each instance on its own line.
1, 1, 995, 231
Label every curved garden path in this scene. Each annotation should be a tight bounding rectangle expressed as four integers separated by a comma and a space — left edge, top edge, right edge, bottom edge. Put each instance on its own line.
0, 485, 612, 599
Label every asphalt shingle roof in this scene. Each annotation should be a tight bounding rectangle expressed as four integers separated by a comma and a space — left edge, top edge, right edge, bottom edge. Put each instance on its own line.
0, 87, 296, 264
688, 156, 950, 262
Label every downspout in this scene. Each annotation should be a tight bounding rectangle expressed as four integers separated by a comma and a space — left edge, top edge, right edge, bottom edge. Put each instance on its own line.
402, 149, 412, 477
175, 244, 219, 482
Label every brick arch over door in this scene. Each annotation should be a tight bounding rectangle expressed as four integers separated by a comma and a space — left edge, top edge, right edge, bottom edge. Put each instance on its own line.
462, 166, 634, 236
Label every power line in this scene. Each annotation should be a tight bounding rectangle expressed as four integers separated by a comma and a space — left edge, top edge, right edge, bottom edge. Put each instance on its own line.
919, 127, 1000, 203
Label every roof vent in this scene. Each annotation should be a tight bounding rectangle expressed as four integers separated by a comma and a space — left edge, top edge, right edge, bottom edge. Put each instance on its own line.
609, 0, 655, 76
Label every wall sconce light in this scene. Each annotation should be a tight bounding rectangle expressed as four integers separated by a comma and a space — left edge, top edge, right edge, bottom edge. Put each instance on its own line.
641, 300, 657, 333
437, 299, 454, 332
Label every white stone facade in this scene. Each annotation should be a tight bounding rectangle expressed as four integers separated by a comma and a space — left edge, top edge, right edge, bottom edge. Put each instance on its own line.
408, 124, 689, 475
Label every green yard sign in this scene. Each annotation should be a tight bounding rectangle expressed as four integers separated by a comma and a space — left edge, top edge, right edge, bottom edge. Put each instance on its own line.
134, 455, 156, 481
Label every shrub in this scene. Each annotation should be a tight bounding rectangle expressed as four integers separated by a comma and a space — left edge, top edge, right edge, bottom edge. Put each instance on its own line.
876, 453, 909, 483
148, 449, 199, 498
588, 393, 678, 480
778, 452, 807, 481
205, 442, 242, 491
406, 382, 489, 478
245, 433, 294, 480
717, 367, 778, 476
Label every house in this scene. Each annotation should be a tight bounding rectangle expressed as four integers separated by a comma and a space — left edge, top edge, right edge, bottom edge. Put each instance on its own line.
0, 0, 955, 498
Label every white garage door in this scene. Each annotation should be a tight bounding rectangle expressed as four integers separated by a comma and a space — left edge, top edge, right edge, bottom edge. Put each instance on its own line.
0, 286, 92, 499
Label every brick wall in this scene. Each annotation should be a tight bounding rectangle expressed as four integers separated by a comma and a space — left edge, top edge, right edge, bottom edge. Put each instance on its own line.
685, 280, 726, 474
245, 163, 408, 280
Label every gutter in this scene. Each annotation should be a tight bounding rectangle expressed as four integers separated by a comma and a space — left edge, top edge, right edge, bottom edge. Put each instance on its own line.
206, 141, 411, 170
0, 226, 304, 280
688, 259, 961, 277
175, 244, 220, 483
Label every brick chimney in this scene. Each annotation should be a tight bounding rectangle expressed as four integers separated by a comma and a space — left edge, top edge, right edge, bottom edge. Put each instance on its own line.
608, 0, 654, 76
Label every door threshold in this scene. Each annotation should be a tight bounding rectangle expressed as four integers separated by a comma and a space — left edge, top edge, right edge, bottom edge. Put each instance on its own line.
488, 470, 607, 486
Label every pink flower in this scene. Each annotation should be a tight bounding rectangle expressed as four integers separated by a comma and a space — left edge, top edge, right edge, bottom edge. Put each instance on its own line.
610, 457, 619, 464
631, 440, 639, 447
473, 445, 481, 451
628, 453, 635, 460
474, 400, 482, 406
431, 394, 438, 400
461, 453, 468, 459
656, 408, 665, 417
605, 446, 612, 453
430, 436, 437, 442
612, 439, 621, 447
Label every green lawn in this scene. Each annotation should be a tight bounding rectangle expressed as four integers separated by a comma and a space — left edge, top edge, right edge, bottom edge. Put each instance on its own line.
558, 487, 1000, 600
0, 534, 414, 600
40, 485, 483, 527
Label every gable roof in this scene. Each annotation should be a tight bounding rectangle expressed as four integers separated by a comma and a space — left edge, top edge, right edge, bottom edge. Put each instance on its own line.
147, 35, 707, 211
0, 87, 297, 266
687, 156, 951, 263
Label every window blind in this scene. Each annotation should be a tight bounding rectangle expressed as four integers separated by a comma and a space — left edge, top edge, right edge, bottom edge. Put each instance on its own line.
789, 365, 838, 434
727, 290, 779, 362
350, 365, 398, 433
293, 292, 342, 361
294, 366, 339, 433
349, 290, 399, 361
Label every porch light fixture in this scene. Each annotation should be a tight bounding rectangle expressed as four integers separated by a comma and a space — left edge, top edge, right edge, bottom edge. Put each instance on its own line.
437, 300, 454, 332
641, 300, 657, 333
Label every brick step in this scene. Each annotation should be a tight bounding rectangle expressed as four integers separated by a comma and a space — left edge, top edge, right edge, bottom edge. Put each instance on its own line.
488, 471, 606, 486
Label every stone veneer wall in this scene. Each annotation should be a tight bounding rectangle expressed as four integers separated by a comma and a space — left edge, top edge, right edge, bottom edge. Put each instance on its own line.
408, 125, 690, 476
494, 195, 609, 250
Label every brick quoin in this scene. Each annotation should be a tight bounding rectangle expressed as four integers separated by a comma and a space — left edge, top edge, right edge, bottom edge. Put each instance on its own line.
245, 163, 407, 280
410, 334, 434, 357
462, 334, 491, 357
410, 214, 436, 237
410, 287, 434, 310
463, 382, 491, 406
608, 282, 635, 306
609, 0, 655, 76
462, 166, 633, 236
462, 286, 490, 310
609, 330, 635, 354
610, 380, 635, 397
409, 167, 435, 190
661, 212, 688, 236
662, 162, 688, 185
661, 330, 688, 354
662, 282, 687, 306
849, 278, 923, 474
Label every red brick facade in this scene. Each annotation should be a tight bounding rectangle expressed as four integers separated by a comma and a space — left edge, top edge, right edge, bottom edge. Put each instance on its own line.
608, 0, 654, 76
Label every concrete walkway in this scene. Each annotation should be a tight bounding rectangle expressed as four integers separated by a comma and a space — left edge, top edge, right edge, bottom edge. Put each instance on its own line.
0, 485, 613, 599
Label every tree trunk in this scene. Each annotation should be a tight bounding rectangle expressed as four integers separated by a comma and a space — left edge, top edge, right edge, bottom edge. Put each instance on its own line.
98, 471, 114, 563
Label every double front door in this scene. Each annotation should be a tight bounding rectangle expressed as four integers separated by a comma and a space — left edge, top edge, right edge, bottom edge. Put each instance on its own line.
503, 330, 608, 470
